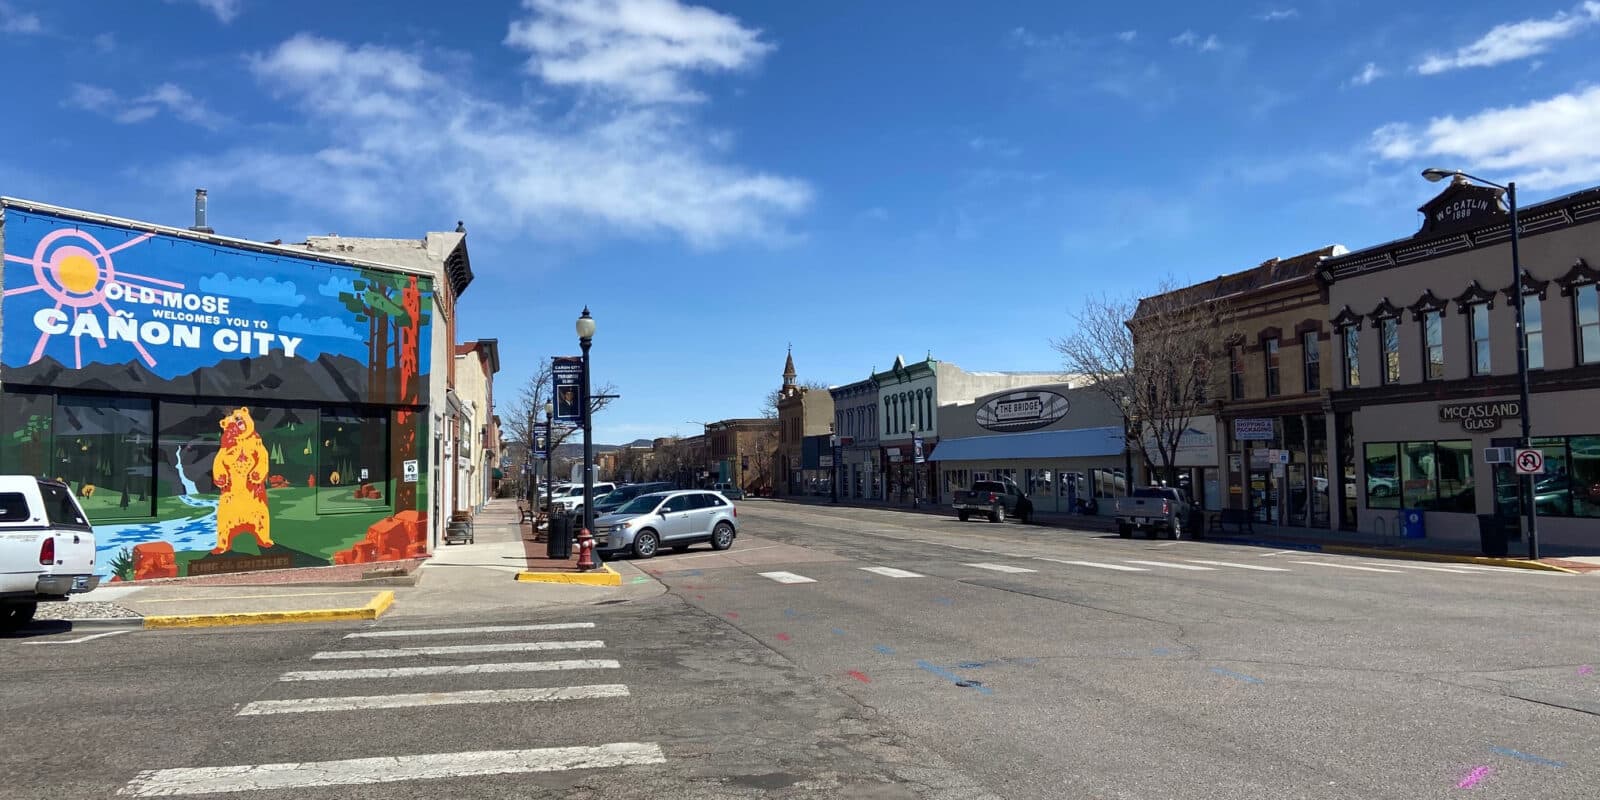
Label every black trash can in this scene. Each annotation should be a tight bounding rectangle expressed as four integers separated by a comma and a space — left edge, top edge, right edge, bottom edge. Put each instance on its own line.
1476, 514, 1512, 558
547, 513, 573, 560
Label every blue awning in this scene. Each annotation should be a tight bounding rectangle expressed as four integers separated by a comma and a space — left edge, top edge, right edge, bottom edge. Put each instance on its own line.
927, 427, 1125, 462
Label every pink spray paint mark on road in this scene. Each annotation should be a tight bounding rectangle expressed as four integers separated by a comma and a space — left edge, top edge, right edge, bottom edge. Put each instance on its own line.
1457, 766, 1493, 789
1579, 665, 1594, 676
847, 671, 871, 683
725, 612, 739, 619
775, 633, 791, 642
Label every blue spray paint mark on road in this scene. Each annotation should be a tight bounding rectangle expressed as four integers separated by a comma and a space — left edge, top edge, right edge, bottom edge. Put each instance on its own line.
1209, 667, 1264, 685
1152, 647, 1173, 656
1489, 746, 1566, 768
932, 597, 954, 606
784, 608, 798, 618
916, 660, 993, 695
831, 627, 847, 636
873, 644, 896, 655
957, 661, 994, 669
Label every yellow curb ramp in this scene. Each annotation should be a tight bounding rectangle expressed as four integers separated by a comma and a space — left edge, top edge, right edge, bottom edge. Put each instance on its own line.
1321, 545, 1579, 574
141, 591, 396, 629
515, 564, 622, 586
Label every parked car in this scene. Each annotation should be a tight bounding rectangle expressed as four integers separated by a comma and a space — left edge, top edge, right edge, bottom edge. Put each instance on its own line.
1113, 486, 1193, 539
1, 477, 100, 631
952, 478, 1033, 523
594, 490, 738, 558
548, 482, 618, 516
593, 482, 676, 516
712, 482, 745, 500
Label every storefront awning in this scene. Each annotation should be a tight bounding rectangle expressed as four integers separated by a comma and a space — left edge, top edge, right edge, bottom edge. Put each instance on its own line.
927, 426, 1124, 462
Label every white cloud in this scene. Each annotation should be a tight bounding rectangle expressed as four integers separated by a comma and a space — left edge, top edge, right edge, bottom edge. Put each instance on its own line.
1256, 8, 1298, 21
1369, 86, 1600, 188
1417, 2, 1600, 74
1349, 62, 1384, 86
168, 0, 243, 23
1170, 30, 1221, 52
1011, 27, 1176, 110
171, 31, 810, 248
0, 0, 41, 34
505, 0, 774, 104
968, 136, 1020, 157
66, 82, 228, 130
1116, 30, 1137, 43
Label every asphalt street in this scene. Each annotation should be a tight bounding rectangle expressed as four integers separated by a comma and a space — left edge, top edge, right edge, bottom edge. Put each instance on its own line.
4, 500, 1597, 799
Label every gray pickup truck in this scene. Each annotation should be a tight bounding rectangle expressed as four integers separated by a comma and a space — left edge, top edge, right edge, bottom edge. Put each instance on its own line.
1113, 486, 1194, 539
952, 479, 1033, 524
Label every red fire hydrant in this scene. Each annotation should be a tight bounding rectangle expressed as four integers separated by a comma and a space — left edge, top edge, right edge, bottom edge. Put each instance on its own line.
575, 527, 596, 571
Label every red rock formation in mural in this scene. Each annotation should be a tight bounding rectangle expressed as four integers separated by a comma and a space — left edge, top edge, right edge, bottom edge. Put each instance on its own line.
393, 274, 423, 512
211, 407, 274, 554
133, 541, 177, 580
332, 510, 429, 565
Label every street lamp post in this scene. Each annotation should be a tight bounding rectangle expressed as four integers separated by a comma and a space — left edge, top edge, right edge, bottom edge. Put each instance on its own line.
1422, 168, 1536, 559
576, 307, 598, 569
908, 423, 919, 509
543, 402, 553, 535
830, 426, 838, 504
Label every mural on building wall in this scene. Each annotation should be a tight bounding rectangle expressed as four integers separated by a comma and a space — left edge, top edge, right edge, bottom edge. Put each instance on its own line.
1, 207, 434, 580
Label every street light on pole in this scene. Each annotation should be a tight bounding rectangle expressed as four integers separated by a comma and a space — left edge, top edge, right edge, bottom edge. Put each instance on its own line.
1422, 168, 1536, 559
908, 423, 919, 509
575, 307, 598, 570
829, 424, 838, 504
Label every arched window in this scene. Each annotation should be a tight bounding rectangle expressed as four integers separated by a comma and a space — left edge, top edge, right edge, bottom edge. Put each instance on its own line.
884, 398, 892, 434
925, 391, 933, 428
900, 393, 908, 432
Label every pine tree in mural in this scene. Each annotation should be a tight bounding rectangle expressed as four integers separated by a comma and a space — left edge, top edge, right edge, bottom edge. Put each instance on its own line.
336, 270, 431, 511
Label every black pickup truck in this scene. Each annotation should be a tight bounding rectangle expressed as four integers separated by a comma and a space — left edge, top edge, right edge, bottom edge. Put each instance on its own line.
952, 479, 1034, 523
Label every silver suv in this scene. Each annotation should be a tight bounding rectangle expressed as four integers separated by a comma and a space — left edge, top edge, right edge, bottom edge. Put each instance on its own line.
595, 490, 738, 559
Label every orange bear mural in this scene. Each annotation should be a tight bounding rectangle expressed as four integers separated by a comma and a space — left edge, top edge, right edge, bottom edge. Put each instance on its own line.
211, 407, 274, 554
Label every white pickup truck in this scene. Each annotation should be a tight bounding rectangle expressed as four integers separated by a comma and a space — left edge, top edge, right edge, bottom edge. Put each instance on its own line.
1, 477, 100, 631
1113, 486, 1194, 539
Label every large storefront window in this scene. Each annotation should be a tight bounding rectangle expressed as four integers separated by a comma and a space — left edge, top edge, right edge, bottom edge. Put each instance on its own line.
1366, 440, 1472, 512
54, 395, 156, 521
0, 391, 55, 479
318, 409, 390, 514
1090, 468, 1125, 499
1497, 435, 1600, 519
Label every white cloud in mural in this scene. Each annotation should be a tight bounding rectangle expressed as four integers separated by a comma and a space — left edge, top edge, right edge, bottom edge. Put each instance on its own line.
317, 275, 358, 298
278, 314, 361, 340
198, 273, 305, 306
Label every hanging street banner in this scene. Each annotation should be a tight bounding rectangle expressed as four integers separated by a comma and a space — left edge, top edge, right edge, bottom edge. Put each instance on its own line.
913, 436, 926, 464
534, 430, 548, 460
552, 356, 584, 424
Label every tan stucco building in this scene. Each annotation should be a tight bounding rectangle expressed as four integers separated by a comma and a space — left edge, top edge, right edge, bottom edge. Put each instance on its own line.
776, 349, 834, 496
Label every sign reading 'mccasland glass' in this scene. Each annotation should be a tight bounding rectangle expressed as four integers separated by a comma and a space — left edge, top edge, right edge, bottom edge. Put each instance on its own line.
1438, 401, 1520, 432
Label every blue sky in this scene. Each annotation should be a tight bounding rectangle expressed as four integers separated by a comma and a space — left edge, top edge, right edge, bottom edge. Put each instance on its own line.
3, 0, 1598, 444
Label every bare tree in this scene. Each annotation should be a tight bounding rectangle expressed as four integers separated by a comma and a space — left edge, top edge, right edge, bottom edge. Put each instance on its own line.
762, 380, 829, 418
743, 429, 778, 491
1052, 279, 1231, 488
504, 359, 621, 494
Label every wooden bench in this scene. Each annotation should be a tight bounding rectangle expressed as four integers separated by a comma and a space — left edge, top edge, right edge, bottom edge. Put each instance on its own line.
1208, 508, 1254, 535
517, 501, 536, 524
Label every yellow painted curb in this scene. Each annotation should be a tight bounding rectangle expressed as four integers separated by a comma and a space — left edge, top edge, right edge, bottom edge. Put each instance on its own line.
141, 590, 396, 629
1321, 545, 1579, 574
515, 564, 622, 586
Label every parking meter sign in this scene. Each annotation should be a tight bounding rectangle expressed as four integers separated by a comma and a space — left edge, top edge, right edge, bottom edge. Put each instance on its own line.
1515, 448, 1545, 475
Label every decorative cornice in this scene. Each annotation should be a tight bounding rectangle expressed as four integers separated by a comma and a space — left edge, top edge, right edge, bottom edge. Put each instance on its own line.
1331, 306, 1363, 330
1257, 325, 1284, 343
1367, 298, 1402, 323
1556, 258, 1600, 296
1452, 281, 1496, 312
1408, 289, 1449, 321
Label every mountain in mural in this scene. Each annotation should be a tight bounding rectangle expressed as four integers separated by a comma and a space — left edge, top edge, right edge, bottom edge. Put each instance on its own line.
6, 353, 377, 405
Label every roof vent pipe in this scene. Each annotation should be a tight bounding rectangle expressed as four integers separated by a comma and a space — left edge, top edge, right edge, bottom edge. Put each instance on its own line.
189, 189, 214, 234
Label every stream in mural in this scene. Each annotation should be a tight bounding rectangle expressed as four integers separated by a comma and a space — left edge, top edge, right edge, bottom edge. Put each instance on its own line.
94, 446, 216, 579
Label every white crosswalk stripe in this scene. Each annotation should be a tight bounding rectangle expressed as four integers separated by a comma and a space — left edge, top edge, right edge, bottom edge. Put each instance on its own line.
1186, 559, 1290, 572
1358, 562, 1472, 573
1036, 558, 1147, 572
758, 570, 817, 584
313, 640, 605, 659
1123, 560, 1215, 571
1291, 560, 1403, 573
964, 563, 1038, 574
860, 566, 925, 578
279, 659, 622, 682
345, 622, 596, 638
238, 684, 631, 716
117, 743, 668, 797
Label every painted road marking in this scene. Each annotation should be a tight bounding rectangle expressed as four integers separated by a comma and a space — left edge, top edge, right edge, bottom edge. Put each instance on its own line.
758, 571, 817, 584
1488, 746, 1566, 768
117, 742, 667, 796
1186, 560, 1289, 572
1291, 560, 1403, 574
24, 630, 130, 645
238, 684, 630, 716
860, 567, 925, 578
346, 623, 595, 639
312, 640, 605, 660
1457, 766, 1494, 789
847, 670, 871, 683
279, 659, 622, 681
1123, 560, 1215, 571
873, 644, 896, 655
915, 660, 993, 695
964, 563, 1037, 574
1357, 562, 1471, 574
1036, 558, 1146, 572
1210, 667, 1264, 684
